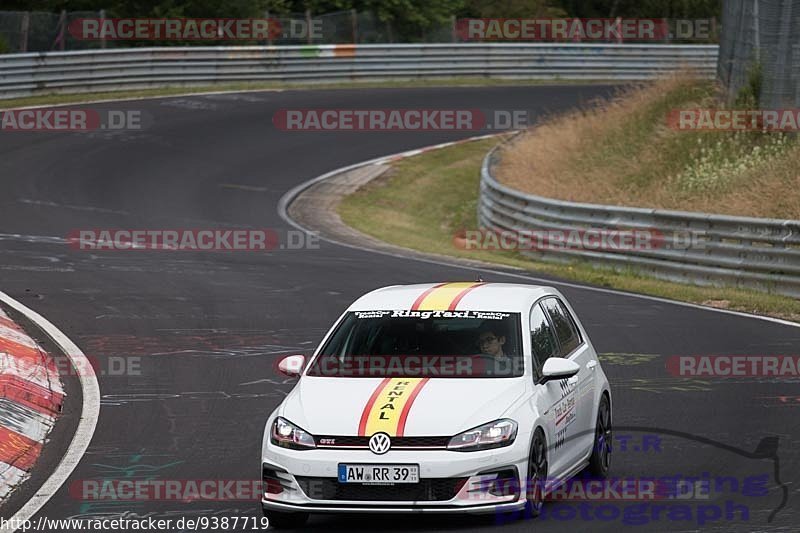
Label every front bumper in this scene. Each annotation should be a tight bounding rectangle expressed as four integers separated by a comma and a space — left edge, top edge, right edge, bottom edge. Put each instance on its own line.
261, 440, 530, 514
261, 498, 527, 514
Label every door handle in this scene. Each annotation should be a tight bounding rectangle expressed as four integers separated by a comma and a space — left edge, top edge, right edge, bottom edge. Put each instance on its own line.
586, 360, 598, 370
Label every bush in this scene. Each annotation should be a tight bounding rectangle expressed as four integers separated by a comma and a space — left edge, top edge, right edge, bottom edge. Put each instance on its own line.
735, 60, 763, 108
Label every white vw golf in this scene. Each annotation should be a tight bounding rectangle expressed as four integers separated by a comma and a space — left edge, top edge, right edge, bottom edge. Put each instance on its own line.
261, 282, 612, 528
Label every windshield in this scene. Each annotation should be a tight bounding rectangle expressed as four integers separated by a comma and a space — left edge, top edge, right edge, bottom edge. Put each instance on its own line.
307, 310, 524, 378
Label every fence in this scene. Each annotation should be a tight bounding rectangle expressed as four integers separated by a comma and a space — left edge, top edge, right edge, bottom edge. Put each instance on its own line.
1, 11, 724, 53
0, 43, 718, 100
718, 0, 799, 107
0, 11, 103, 53
0, 10, 452, 53
478, 144, 800, 298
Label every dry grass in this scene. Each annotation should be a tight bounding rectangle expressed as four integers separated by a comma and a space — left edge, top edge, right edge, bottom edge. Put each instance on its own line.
496, 74, 800, 219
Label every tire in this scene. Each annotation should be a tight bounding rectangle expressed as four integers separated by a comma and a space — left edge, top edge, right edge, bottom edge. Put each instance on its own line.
587, 394, 612, 478
262, 509, 309, 529
525, 428, 548, 518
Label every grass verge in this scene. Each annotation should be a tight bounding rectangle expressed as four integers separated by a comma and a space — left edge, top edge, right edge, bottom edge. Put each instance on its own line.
338, 138, 800, 322
0, 77, 604, 110
495, 74, 800, 219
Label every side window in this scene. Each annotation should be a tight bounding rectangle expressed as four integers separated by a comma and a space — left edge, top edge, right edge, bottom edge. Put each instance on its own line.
542, 298, 582, 357
529, 303, 558, 381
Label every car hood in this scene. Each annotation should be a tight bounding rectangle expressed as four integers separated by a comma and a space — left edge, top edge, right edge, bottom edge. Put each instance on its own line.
279, 376, 527, 436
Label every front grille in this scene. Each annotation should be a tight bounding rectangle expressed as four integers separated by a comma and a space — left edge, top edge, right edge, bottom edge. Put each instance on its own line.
315, 435, 449, 448
295, 476, 467, 501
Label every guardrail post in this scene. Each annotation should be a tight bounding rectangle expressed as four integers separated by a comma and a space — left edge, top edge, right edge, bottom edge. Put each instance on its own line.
351, 9, 358, 43
265, 11, 272, 45
20, 12, 30, 53
58, 10, 67, 51
305, 9, 312, 44
100, 10, 107, 49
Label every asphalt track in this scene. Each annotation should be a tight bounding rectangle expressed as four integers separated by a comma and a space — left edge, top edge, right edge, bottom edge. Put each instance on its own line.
1, 85, 799, 532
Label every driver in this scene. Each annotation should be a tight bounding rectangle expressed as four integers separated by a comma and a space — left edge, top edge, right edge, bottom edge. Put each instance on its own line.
477, 325, 508, 360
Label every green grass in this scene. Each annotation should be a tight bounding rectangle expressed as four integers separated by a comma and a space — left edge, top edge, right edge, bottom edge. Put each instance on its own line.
0, 77, 605, 110
338, 138, 800, 322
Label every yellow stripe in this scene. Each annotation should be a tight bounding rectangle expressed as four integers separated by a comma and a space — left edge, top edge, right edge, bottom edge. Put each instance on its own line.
414, 282, 482, 311
363, 378, 425, 436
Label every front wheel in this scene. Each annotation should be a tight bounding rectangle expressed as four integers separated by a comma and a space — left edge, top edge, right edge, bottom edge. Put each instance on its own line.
262, 509, 309, 529
587, 394, 612, 477
525, 428, 548, 518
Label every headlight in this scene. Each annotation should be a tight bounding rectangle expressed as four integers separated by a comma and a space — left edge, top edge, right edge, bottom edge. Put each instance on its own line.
448, 419, 518, 451
270, 417, 316, 450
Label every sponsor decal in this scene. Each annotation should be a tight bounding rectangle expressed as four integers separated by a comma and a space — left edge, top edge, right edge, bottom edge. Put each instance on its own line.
358, 378, 429, 436
352, 310, 509, 320
553, 379, 577, 450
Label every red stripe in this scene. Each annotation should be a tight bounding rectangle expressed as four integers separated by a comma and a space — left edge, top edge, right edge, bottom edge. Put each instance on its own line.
0, 426, 42, 471
0, 316, 22, 330
0, 376, 63, 416
447, 282, 486, 310
0, 340, 60, 378
0, 337, 54, 368
357, 377, 392, 436
410, 283, 447, 311
396, 378, 430, 436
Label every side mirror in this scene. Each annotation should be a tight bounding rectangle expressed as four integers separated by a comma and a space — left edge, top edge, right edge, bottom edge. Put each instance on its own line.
277, 354, 306, 377
541, 358, 580, 383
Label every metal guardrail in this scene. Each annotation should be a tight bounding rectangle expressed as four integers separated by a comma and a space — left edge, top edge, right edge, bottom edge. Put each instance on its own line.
0, 43, 718, 100
479, 145, 800, 298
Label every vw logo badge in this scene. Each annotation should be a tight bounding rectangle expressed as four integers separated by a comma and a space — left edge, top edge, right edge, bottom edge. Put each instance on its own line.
368, 432, 391, 455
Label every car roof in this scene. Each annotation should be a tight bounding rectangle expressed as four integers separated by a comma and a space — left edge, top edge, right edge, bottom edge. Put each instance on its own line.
347, 282, 557, 314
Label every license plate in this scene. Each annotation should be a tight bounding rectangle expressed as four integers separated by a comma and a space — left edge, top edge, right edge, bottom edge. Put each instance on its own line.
338, 464, 419, 484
